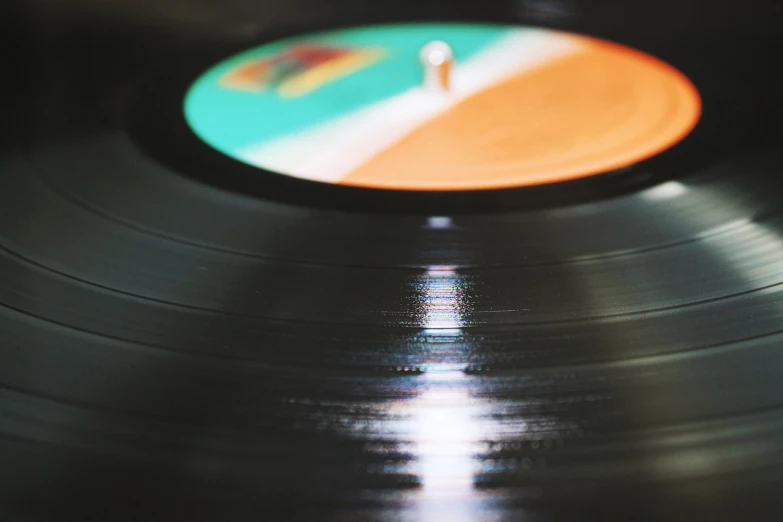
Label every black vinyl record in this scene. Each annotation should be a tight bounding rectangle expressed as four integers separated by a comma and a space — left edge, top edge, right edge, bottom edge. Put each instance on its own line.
1, 1, 783, 521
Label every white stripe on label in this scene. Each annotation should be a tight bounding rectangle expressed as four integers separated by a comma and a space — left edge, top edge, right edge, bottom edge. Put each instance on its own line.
238, 29, 581, 183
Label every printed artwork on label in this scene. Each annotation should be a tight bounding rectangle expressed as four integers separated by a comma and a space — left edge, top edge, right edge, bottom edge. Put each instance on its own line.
185, 23, 702, 191
219, 44, 387, 97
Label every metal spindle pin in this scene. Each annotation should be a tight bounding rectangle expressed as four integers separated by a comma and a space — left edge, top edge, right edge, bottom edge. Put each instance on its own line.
420, 41, 454, 93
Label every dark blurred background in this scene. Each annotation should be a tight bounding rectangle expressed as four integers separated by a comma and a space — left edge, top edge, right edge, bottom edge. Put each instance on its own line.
2, 0, 778, 98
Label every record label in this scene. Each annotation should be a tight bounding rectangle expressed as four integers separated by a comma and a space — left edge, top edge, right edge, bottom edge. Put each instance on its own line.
184, 23, 701, 191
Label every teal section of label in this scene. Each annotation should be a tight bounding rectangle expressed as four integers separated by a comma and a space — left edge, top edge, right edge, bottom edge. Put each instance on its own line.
184, 23, 514, 156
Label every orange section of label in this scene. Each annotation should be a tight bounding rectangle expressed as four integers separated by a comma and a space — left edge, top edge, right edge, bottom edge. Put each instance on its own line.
339, 36, 701, 191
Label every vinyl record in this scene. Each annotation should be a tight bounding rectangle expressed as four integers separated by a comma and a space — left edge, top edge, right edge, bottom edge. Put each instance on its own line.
1, 1, 783, 521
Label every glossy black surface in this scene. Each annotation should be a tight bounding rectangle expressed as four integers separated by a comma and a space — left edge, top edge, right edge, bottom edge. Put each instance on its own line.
2, 1, 783, 520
